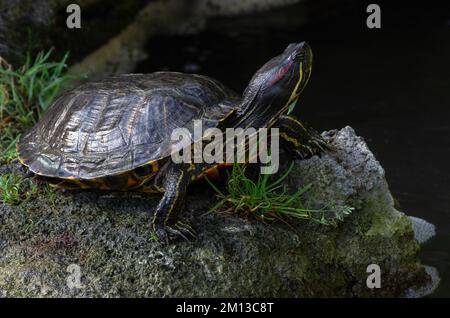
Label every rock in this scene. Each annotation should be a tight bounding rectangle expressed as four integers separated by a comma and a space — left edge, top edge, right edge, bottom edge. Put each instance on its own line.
405, 266, 440, 298
0, 126, 437, 297
408, 216, 436, 244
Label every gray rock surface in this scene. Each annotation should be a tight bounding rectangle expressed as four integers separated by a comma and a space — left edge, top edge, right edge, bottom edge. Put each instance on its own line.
0, 126, 437, 297
409, 216, 436, 244
405, 265, 440, 298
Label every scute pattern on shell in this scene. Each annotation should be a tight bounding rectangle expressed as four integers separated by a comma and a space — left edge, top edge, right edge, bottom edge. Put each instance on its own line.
18, 73, 237, 179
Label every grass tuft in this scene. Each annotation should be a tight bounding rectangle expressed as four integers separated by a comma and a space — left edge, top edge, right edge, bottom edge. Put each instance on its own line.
0, 126, 19, 161
149, 231, 159, 242
206, 162, 354, 226
0, 49, 70, 161
42, 183, 57, 206
0, 49, 70, 126
0, 172, 38, 205
0, 50, 71, 205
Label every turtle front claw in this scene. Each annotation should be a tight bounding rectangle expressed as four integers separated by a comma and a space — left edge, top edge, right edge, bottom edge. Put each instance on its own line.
293, 131, 332, 159
276, 115, 332, 160
153, 220, 196, 245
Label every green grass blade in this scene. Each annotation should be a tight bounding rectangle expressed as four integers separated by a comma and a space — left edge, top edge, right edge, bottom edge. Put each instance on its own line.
206, 160, 353, 226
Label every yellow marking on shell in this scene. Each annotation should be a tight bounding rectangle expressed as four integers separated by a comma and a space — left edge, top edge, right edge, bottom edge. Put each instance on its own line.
149, 160, 159, 173
97, 179, 111, 190
54, 160, 160, 184
126, 174, 137, 187
204, 166, 220, 178
69, 178, 89, 189
138, 185, 164, 193
193, 163, 232, 181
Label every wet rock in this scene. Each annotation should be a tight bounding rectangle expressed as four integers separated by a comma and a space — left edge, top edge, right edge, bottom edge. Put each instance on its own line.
0, 127, 437, 297
408, 216, 436, 244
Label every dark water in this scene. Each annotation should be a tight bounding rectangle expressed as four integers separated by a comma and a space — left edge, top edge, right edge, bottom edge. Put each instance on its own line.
136, 2, 450, 296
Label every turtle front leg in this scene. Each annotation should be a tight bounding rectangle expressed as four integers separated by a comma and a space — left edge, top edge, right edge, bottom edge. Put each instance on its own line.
275, 115, 330, 159
152, 163, 195, 244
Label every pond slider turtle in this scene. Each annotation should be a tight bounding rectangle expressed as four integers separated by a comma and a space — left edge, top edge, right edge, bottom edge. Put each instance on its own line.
18, 42, 327, 243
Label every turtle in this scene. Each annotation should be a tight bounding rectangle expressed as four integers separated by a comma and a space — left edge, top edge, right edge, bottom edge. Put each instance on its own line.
17, 42, 328, 243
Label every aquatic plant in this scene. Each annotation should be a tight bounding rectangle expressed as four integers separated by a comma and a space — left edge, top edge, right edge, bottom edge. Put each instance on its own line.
206, 162, 353, 225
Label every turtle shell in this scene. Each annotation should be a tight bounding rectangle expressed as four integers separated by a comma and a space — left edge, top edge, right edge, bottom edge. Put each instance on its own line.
18, 73, 237, 182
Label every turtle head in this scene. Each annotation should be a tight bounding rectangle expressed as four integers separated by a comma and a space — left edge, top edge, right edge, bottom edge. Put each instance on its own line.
235, 42, 312, 127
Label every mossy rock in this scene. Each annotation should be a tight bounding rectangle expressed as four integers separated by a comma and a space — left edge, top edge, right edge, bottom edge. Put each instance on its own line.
0, 127, 436, 297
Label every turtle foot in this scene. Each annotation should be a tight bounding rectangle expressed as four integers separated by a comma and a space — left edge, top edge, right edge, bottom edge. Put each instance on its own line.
295, 129, 332, 159
153, 220, 196, 245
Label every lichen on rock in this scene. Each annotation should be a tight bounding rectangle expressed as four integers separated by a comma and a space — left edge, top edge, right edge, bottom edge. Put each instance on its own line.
0, 126, 437, 297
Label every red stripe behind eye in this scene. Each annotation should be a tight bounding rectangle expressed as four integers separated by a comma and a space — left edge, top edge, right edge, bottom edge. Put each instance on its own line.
268, 60, 293, 86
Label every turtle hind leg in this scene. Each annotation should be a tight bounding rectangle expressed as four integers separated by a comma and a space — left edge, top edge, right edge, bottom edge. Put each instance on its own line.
151, 163, 195, 245
275, 114, 331, 159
